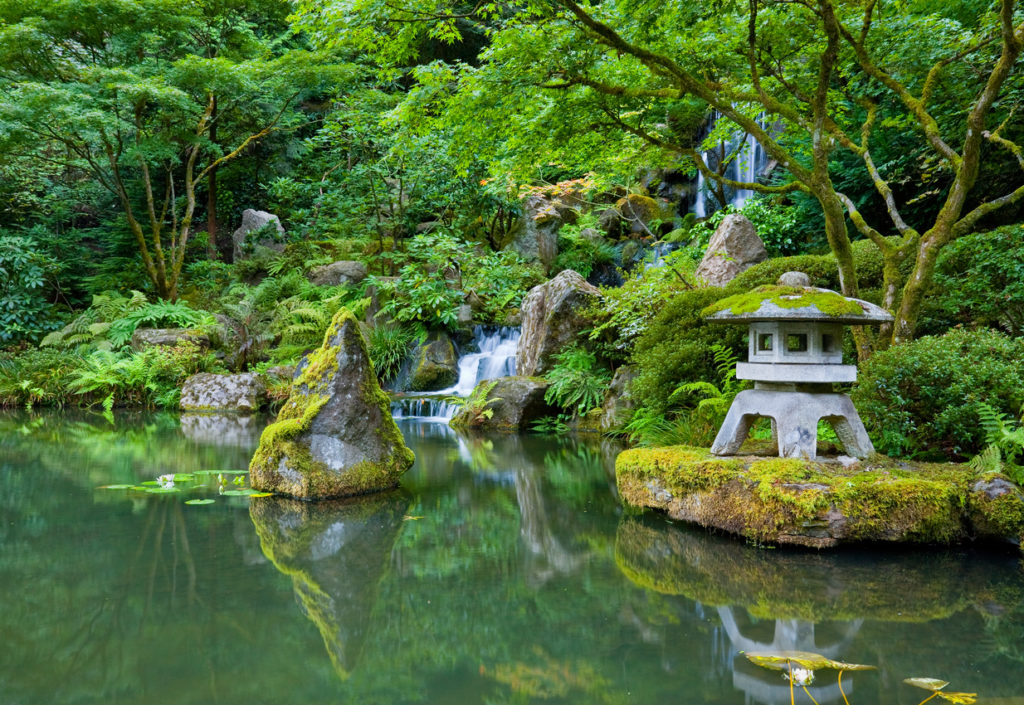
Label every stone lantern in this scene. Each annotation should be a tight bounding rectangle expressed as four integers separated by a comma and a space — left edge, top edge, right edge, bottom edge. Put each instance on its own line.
703, 272, 893, 459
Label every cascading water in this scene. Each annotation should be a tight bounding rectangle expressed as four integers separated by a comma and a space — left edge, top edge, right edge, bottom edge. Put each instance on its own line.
391, 326, 520, 422
691, 111, 771, 218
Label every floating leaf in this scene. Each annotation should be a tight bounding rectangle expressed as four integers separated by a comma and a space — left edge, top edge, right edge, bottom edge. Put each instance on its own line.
220, 489, 260, 496
144, 487, 179, 494
140, 480, 161, 486
746, 651, 834, 671
905, 679, 950, 692
97, 484, 134, 490
194, 469, 248, 475
937, 693, 977, 705
185, 499, 216, 505
828, 660, 876, 672
249, 492, 274, 497
170, 473, 195, 482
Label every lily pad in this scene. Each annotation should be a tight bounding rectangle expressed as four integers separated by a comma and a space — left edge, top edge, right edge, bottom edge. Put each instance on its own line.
745, 651, 834, 671
185, 499, 216, 505
97, 484, 134, 490
904, 679, 950, 692
220, 489, 260, 496
828, 660, 876, 672
937, 693, 977, 704
194, 469, 248, 476
169, 473, 195, 482
249, 492, 274, 497
144, 487, 180, 494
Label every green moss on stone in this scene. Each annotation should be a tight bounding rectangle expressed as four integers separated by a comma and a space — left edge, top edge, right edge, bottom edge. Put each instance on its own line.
615, 445, 996, 547
702, 285, 865, 318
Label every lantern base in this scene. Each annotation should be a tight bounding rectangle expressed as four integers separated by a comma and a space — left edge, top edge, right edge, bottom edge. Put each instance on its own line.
710, 389, 874, 459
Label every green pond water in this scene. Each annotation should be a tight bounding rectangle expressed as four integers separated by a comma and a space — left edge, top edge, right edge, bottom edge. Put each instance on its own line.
1, 410, 1023, 705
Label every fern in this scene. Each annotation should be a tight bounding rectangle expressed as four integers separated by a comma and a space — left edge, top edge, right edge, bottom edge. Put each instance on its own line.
971, 402, 1024, 484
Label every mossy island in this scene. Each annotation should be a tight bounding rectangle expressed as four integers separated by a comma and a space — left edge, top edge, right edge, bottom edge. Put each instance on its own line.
616, 445, 1024, 549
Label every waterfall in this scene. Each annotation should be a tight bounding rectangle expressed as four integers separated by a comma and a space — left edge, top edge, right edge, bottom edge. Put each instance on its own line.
391, 325, 520, 422
690, 112, 771, 217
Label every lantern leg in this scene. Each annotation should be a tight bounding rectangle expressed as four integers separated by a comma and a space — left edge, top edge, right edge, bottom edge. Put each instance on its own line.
710, 403, 758, 455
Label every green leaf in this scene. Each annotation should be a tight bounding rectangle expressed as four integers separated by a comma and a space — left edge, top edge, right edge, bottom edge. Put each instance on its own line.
904, 678, 950, 692
185, 499, 216, 505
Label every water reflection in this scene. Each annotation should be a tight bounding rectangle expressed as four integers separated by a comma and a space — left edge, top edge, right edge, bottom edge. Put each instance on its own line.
249, 492, 410, 680
179, 412, 264, 447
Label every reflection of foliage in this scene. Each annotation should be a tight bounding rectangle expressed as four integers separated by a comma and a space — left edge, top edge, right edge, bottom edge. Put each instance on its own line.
482, 646, 619, 702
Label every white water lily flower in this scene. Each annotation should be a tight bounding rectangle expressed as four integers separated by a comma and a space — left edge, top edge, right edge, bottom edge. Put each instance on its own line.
158, 474, 175, 488
785, 667, 814, 686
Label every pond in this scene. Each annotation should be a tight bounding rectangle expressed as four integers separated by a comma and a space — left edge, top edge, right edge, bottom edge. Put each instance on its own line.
1, 410, 1022, 705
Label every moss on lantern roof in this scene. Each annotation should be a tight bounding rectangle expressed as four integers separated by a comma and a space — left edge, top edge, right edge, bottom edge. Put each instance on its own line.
703, 285, 868, 320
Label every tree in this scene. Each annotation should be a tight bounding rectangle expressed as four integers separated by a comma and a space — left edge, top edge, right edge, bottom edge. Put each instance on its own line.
0, 0, 342, 300
295, 0, 1024, 355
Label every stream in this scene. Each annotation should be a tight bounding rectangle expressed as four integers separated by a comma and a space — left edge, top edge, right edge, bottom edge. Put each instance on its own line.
1, 410, 1022, 704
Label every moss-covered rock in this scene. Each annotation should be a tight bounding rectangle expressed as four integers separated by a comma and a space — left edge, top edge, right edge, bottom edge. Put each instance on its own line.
450, 376, 555, 431
702, 285, 866, 318
408, 332, 458, 391
616, 445, 1024, 548
249, 308, 414, 499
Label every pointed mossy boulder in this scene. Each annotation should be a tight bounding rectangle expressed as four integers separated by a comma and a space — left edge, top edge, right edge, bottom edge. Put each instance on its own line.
250, 309, 414, 499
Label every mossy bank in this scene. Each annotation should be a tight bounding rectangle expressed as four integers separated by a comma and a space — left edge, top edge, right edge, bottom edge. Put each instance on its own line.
616, 446, 1024, 548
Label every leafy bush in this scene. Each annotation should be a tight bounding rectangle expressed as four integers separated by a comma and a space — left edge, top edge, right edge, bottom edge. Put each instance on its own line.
462, 249, 544, 321
107, 299, 214, 347
628, 287, 745, 413
688, 198, 803, 257
0, 348, 83, 407
919, 225, 1024, 336
552, 219, 617, 278
852, 329, 1024, 460
40, 290, 149, 350
542, 346, 612, 415
0, 234, 61, 344
970, 403, 1024, 486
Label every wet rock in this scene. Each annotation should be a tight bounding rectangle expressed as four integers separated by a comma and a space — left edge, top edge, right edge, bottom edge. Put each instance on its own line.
250, 309, 414, 499
307, 260, 368, 287
232, 209, 286, 261
131, 328, 209, 352
599, 194, 676, 238
506, 181, 586, 269
600, 365, 637, 432
450, 376, 555, 431
180, 372, 267, 412
516, 270, 602, 377
695, 214, 768, 287
408, 332, 458, 391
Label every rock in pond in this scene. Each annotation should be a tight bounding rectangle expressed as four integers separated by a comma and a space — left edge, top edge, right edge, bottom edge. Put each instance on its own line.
408, 332, 458, 392
516, 269, 601, 377
180, 372, 267, 412
695, 214, 768, 287
450, 376, 555, 431
250, 309, 414, 499
616, 445, 1024, 548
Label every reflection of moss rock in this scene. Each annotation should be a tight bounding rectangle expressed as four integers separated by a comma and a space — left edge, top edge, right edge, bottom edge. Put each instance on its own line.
615, 517, 1024, 621
616, 445, 1024, 548
250, 309, 414, 499
408, 333, 458, 391
250, 493, 408, 679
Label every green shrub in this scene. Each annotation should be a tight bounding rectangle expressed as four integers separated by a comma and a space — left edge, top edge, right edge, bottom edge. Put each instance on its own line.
918, 225, 1024, 336
852, 329, 1024, 460
367, 323, 416, 382
629, 288, 746, 413
552, 224, 617, 278
0, 348, 83, 407
0, 234, 62, 344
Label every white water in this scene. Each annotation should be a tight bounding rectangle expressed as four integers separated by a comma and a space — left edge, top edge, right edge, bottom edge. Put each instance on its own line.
391, 326, 521, 422
691, 112, 771, 217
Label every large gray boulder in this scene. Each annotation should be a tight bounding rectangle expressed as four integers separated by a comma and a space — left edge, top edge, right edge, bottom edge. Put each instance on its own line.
450, 376, 555, 431
506, 184, 584, 269
180, 372, 267, 413
516, 270, 602, 377
307, 260, 368, 287
408, 332, 458, 391
250, 309, 414, 499
695, 214, 768, 287
598, 194, 676, 238
131, 328, 209, 352
232, 209, 286, 261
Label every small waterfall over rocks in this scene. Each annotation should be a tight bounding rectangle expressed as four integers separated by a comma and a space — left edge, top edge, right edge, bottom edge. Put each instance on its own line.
691, 111, 772, 218
391, 325, 520, 422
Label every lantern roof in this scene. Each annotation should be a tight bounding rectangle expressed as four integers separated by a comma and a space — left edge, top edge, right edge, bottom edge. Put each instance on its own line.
703, 275, 893, 326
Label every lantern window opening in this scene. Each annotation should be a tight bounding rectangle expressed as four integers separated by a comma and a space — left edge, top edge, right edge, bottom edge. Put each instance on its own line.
758, 333, 773, 352
785, 332, 809, 354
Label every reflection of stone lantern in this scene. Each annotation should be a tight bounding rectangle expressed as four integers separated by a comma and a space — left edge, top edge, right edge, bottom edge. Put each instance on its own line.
704, 272, 892, 459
